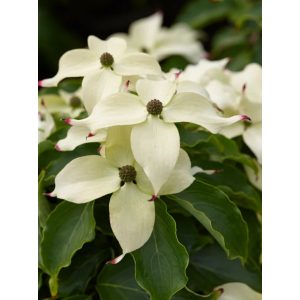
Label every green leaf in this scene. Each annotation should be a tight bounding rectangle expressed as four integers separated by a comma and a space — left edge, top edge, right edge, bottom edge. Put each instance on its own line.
178, 0, 233, 28
41, 201, 95, 276
195, 163, 261, 212
62, 296, 92, 300
167, 180, 248, 262
174, 214, 213, 253
173, 287, 221, 300
132, 201, 189, 300
38, 170, 52, 228
179, 126, 257, 171
96, 255, 148, 300
187, 243, 261, 294
58, 236, 110, 297
241, 209, 262, 273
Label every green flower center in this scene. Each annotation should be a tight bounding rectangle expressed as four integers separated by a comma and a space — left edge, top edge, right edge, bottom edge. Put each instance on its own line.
70, 96, 81, 108
146, 99, 163, 115
100, 52, 114, 67
119, 165, 137, 182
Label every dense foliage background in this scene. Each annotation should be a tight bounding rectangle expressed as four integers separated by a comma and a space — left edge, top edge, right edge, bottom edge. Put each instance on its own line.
39, 1, 262, 299
39, 0, 261, 78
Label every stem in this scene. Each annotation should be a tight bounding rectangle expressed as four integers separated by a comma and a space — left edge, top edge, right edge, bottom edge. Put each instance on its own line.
49, 274, 58, 298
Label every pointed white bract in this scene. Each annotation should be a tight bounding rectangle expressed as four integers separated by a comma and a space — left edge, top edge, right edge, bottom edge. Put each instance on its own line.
55, 126, 107, 151
112, 12, 206, 62
216, 282, 262, 300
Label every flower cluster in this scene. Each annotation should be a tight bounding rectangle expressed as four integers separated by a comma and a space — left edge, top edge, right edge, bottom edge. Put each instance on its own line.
39, 14, 260, 264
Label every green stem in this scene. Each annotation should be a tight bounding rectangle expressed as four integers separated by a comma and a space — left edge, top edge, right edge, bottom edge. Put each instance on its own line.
49, 274, 58, 298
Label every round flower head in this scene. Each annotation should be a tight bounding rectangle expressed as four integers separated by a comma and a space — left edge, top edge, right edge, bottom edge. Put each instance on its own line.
49, 126, 195, 263
39, 36, 162, 114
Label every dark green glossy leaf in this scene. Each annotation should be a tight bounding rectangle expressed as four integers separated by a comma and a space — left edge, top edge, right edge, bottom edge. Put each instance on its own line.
96, 255, 148, 300
241, 209, 262, 273
41, 201, 95, 276
132, 201, 189, 300
38, 170, 52, 228
173, 287, 221, 300
62, 296, 92, 300
167, 180, 248, 262
173, 214, 213, 253
187, 244, 261, 294
195, 163, 261, 212
179, 126, 257, 171
58, 236, 110, 297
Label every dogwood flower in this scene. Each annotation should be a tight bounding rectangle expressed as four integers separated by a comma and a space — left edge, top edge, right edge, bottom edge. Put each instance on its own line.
112, 12, 205, 63
68, 78, 249, 194
38, 106, 55, 143
176, 58, 230, 86
50, 126, 195, 263
205, 63, 262, 163
38, 88, 84, 118
216, 283, 262, 300
39, 36, 161, 113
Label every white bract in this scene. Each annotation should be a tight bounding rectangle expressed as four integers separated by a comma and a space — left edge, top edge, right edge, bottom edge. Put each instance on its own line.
38, 106, 55, 143
38, 88, 84, 118
176, 60, 262, 163
112, 12, 205, 63
55, 126, 107, 151
216, 282, 262, 300
68, 78, 247, 194
50, 126, 195, 262
40, 36, 161, 113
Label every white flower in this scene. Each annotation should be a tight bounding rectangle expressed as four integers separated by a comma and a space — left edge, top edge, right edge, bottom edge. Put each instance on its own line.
39, 36, 161, 114
38, 103, 55, 143
68, 78, 248, 194
112, 12, 205, 62
38, 89, 84, 118
216, 282, 262, 300
177, 61, 262, 163
50, 126, 195, 262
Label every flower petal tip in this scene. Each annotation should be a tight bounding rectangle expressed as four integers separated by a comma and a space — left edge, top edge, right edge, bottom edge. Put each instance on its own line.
175, 71, 182, 79
240, 115, 251, 122
43, 192, 55, 197
64, 118, 73, 125
54, 144, 61, 151
106, 254, 125, 265
87, 132, 95, 139
149, 195, 158, 202
38, 80, 43, 87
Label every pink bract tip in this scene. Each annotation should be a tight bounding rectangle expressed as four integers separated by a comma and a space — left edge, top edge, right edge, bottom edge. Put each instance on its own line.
125, 80, 130, 88
55, 144, 61, 151
175, 71, 182, 80
240, 115, 251, 121
64, 118, 72, 125
38, 80, 43, 87
43, 192, 54, 197
217, 288, 224, 294
204, 52, 211, 59
149, 195, 158, 202
106, 254, 125, 265
87, 132, 95, 138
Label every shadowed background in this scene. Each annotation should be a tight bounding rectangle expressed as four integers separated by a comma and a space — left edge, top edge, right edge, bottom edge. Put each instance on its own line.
39, 0, 261, 79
